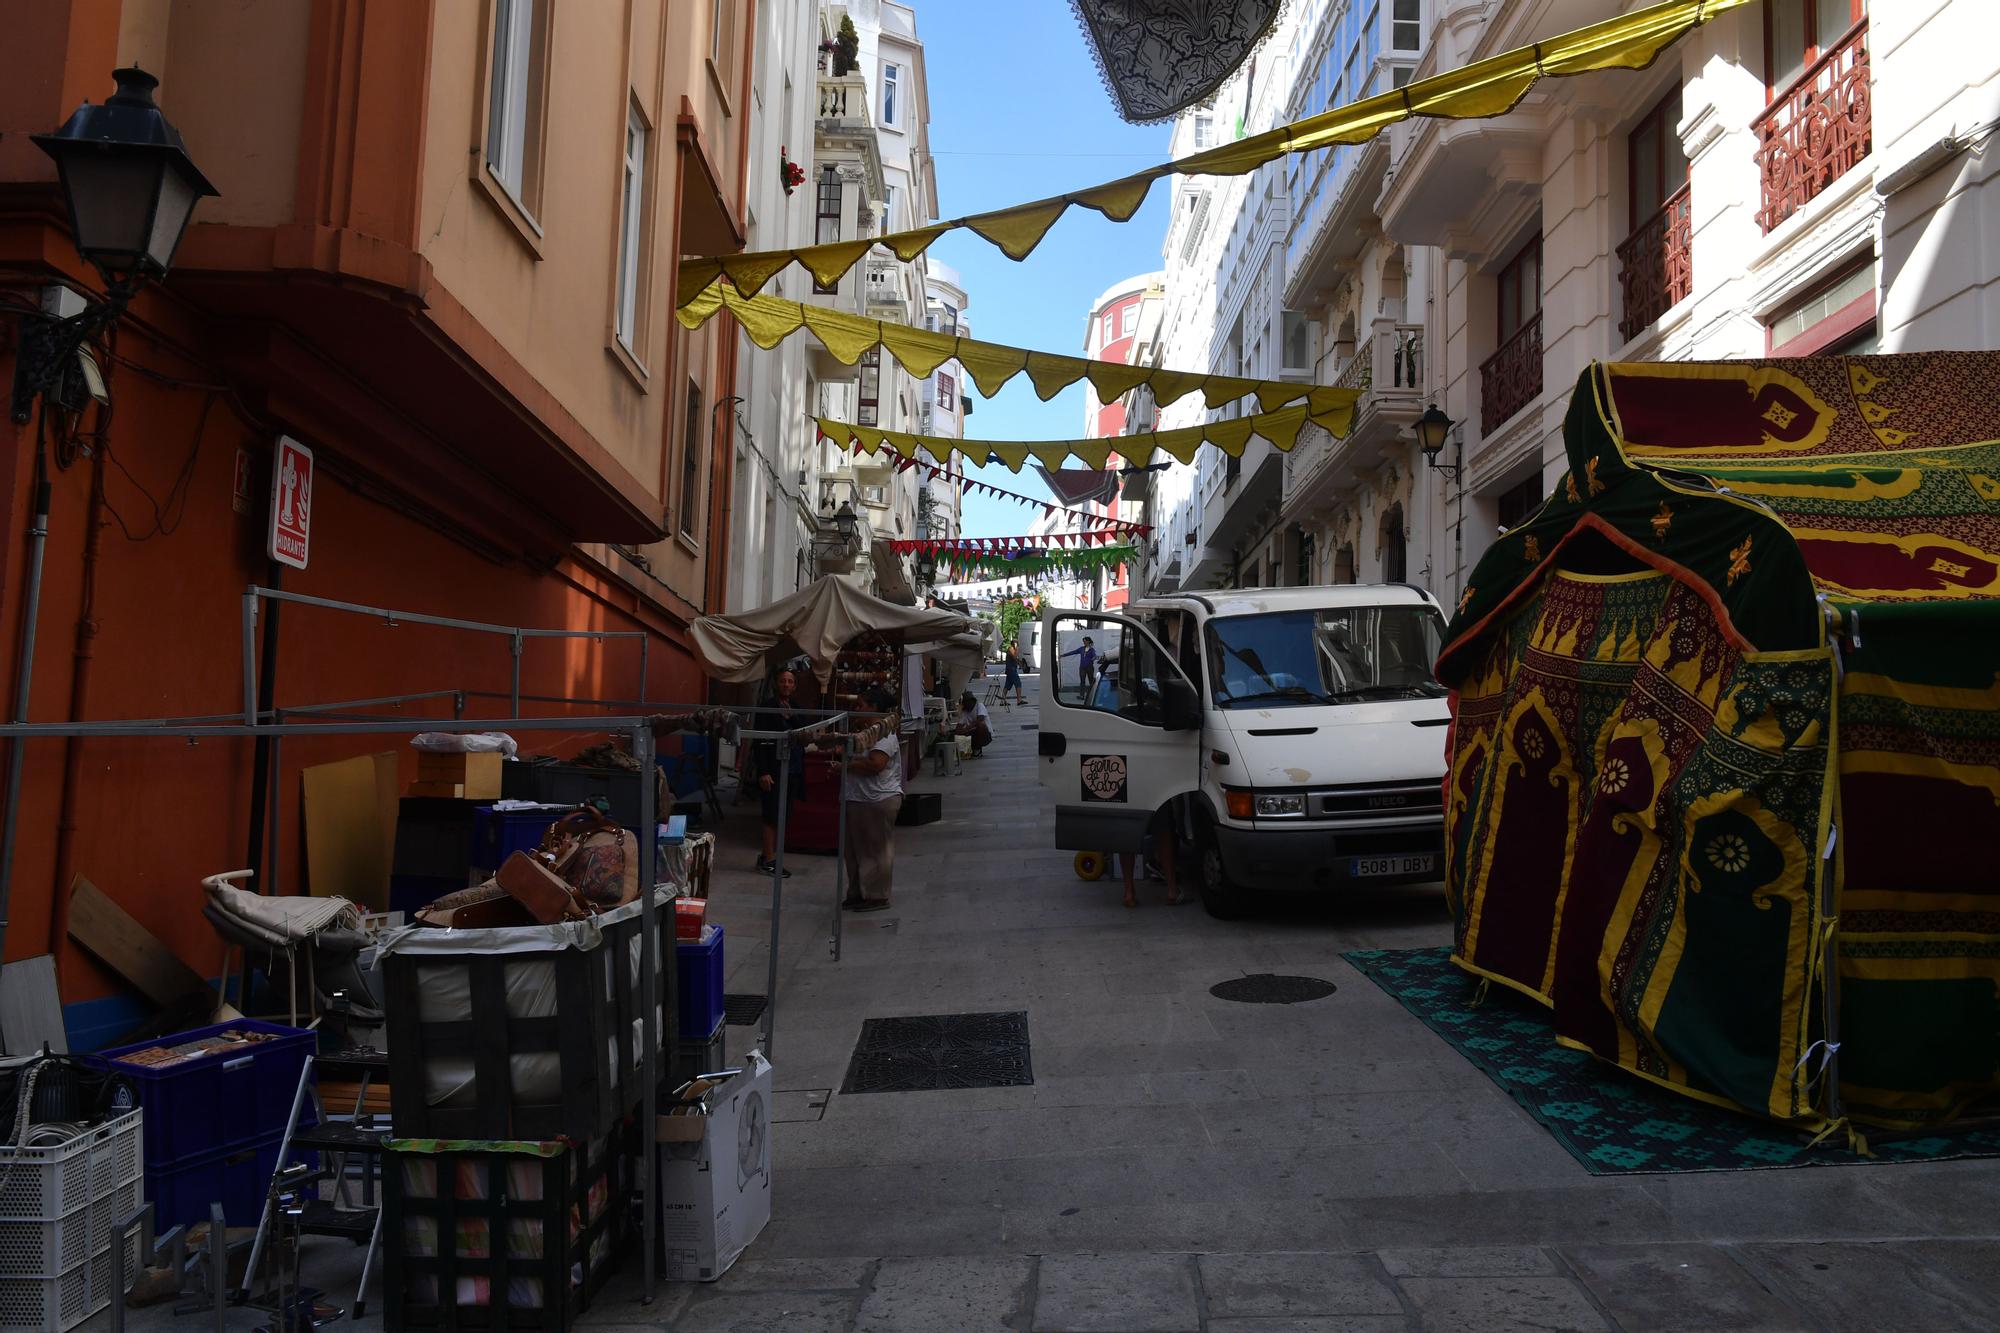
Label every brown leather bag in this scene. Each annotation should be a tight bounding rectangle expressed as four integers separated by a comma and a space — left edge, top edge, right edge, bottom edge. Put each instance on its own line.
539, 809, 641, 909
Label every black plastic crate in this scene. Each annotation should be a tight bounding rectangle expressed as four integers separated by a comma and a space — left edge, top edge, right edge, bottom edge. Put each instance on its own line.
502, 763, 643, 828
381, 895, 677, 1141
896, 792, 942, 827
383, 1131, 629, 1333
393, 798, 485, 879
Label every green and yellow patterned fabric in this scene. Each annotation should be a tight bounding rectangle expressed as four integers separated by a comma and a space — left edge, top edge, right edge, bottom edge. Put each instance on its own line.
1439, 354, 2000, 1133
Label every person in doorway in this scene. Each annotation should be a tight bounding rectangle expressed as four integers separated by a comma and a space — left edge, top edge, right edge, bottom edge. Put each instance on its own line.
841, 688, 904, 912
748, 667, 806, 877
1061, 635, 1098, 697
1120, 802, 1184, 910
954, 691, 993, 757
1003, 645, 1026, 705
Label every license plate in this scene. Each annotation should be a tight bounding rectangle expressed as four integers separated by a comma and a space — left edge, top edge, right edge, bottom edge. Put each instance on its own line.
1350, 854, 1438, 878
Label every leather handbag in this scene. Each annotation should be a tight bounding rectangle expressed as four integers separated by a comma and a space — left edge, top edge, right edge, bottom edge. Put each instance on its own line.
540, 809, 641, 909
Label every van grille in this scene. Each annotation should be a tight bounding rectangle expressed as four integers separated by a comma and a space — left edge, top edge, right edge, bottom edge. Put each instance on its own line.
1311, 781, 1443, 821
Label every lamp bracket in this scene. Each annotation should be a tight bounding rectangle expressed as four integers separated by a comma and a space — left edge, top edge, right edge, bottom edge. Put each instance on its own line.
10, 278, 138, 425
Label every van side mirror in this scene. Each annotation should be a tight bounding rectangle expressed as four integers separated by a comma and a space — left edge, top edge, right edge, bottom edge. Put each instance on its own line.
1162, 678, 1200, 731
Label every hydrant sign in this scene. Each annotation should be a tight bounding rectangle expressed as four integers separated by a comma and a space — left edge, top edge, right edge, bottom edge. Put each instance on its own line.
268, 435, 313, 569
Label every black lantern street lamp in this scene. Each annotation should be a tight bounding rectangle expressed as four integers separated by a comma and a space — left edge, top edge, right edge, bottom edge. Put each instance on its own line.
11, 66, 216, 424
831, 500, 859, 544
1415, 404, 1459, 480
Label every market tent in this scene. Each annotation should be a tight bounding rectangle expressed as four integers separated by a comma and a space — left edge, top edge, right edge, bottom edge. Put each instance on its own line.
1436, 353, 2000, 1134
691, 576, 971, 687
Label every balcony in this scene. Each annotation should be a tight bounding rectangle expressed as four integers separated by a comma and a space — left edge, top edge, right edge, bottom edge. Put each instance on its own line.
1281, 323, 1425, 519
1617, 183, 1693, 342
864, 257, 910, 318
1755, 21, 1871, 234
817, 73, 871, 130
1480, 311, 1542, 436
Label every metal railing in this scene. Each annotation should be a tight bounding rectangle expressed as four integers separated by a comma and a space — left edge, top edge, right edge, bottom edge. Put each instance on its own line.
1480, 310, 1543, 435
1755, 21, 1871, 233
1618, 183, 1693, 341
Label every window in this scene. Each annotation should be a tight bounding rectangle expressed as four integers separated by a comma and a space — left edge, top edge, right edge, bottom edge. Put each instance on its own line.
814, 166, 842, 294
1101, 311, 1116, 344
1628, 89, 1689, 226
1768, 258, 1877, 356
1392, 0, 1422, 51
1048, 615, 1186, 723
614, 104, 648, 353
1280, 310, 1314, 374
1203, 606, 1444, 708
680, 380, 704, 540
486, 0, 549, 218
937, 371, 956, 411
1381, 505, 1407, 583
1495, 473, 1544, 532
882, 62, 900, 126
1497, 234, 1541, 342
1120, 303, 1139, 338
709, 0, 734, 72
1193, 114, 1215, 149
1767, 0, 1864, 95
857, 348, 880, 426
941, 303, 958, 336
1295, 530, 1316, 587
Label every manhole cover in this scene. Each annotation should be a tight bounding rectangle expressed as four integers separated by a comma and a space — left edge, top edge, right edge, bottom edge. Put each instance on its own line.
1210, 974, 1338, 1004
723, 993, 769, 1025
841, 1011, 1033, 1094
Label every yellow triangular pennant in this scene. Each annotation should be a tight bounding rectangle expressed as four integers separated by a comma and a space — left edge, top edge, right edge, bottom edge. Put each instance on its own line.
800, 305, 881, 365
1025, 354, 1089, 401
955, 341, 1029, 399
881, 323, 957, 379
797, 239, 874, 289
1207, 418, 1255, 456
1071, 173, 1159, 222
1086, 361, 1151, 405
966, 199, 1071, 261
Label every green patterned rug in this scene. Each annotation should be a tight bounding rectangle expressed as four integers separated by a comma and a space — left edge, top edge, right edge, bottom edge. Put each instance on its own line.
1344, 946, 2000, 1175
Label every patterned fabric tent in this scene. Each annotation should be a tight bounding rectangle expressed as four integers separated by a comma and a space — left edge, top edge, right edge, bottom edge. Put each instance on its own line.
1436, 354, 2000, 1135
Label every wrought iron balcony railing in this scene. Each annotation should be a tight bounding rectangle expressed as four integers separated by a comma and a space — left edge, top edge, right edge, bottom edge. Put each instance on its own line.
1480, 310, 1542, 436
1617, 183, 1693, 342
1755, 21, 1871, 234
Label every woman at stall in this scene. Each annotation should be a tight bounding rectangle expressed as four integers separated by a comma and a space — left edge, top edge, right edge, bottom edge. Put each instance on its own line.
954, 691, 993, 757
841, 688, 904, 912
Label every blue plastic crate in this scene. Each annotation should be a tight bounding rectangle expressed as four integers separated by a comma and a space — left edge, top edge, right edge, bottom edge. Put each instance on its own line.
147, 1132, 313, 1229
676, 925, 725, 1040
470, 804, 569, 875
93, 1020, 315, 1168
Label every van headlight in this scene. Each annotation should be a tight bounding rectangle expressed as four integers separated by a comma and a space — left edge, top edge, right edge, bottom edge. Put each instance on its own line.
1254, 793, 1306, 817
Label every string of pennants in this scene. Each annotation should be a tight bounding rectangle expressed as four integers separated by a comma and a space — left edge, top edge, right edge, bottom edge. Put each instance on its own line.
887, 532, 1132, 555
880, 451, 1150, 534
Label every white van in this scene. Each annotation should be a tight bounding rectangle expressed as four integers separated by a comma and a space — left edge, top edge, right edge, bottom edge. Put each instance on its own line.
1036, 586, 1450, 916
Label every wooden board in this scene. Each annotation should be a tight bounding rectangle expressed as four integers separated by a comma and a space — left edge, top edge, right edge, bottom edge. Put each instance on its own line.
0, 954, 66, 1055
301, 751, 398, 910
66, 876, 211, 1009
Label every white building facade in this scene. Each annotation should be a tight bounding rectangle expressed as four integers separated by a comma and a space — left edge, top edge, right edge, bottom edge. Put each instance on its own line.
1143, 0, 1999, 610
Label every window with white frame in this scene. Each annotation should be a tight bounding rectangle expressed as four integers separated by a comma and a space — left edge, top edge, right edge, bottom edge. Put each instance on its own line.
486, 0, 549, 218
1120, 303, 1139, 337
1280, 310, 1314, 374
1192, 113, 1215, 149
882, 62, 901, 127
937, 371, 956, 411
614, 104, 648, 353
1392, 0, 1422, 51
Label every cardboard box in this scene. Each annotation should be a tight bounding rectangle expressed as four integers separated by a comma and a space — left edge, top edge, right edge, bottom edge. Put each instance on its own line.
414, 751, 503, 798
655, 1050, 771, 1282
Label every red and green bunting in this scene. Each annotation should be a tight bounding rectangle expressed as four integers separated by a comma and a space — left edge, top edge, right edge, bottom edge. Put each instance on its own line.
887, 536, 1138, 580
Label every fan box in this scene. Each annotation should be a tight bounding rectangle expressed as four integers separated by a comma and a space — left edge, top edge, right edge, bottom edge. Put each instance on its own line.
654, 1049, 772, 1282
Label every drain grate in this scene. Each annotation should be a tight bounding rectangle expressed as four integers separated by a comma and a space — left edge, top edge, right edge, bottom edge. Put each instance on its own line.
840, 1011, 1033, 1094
723, 993, 769, 1025
1209, 974, 1339, 1004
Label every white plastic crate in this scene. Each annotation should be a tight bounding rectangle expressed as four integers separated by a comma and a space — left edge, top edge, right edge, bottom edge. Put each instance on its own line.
0, 1178, 143, 1280
0, 1111, 144, 1222
0, 1247, 123, 1333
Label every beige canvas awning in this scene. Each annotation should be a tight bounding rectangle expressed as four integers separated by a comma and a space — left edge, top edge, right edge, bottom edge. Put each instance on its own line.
692, 577, 972, 686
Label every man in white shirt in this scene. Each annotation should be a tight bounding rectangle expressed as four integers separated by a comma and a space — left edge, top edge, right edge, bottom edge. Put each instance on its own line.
954, 691, 993, 757
841, 689, 904, 912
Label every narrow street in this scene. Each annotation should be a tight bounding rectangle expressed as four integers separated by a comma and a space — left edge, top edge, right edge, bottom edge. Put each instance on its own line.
612, 677, 2000, 1331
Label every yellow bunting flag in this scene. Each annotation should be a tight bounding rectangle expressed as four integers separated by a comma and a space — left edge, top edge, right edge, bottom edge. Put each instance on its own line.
678, 0, 1750, 304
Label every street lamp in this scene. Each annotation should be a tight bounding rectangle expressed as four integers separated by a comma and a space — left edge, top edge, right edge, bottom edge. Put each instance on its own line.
831, 500, 858, 544
11, 66, 217, 424
1415, 404, 1459, 480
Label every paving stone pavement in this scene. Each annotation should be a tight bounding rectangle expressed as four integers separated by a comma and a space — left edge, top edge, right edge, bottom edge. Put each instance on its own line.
110, 675, 1998, 1331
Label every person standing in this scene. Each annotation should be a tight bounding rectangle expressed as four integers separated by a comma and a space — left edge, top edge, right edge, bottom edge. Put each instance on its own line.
749, 667, 806, 877
842, 688, 904, 912
954, 691, 993, 757
1060, 635, 1097, 697
1003, 645, 1026, 706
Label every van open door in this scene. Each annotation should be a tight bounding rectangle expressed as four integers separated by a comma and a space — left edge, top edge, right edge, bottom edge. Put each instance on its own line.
1037, 609, 1201, 853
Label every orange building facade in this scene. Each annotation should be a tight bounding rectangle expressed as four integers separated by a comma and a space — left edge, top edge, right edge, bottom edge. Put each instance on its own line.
0, 0, 751, 1040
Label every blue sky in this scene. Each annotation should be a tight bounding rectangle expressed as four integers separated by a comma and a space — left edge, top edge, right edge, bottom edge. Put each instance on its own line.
919, 4, 1171, 538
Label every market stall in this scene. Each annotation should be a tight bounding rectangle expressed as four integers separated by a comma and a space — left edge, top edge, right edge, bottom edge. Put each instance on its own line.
1437, 352, 2000, 1136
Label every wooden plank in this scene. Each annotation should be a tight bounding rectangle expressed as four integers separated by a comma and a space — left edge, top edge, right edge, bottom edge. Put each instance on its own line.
0, 955, 67, 1055
66, 875, 211, 1009
301, 751, 398, 909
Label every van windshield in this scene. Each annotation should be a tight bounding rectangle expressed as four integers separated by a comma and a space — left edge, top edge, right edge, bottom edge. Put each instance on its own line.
1205, 605, 1446, 709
